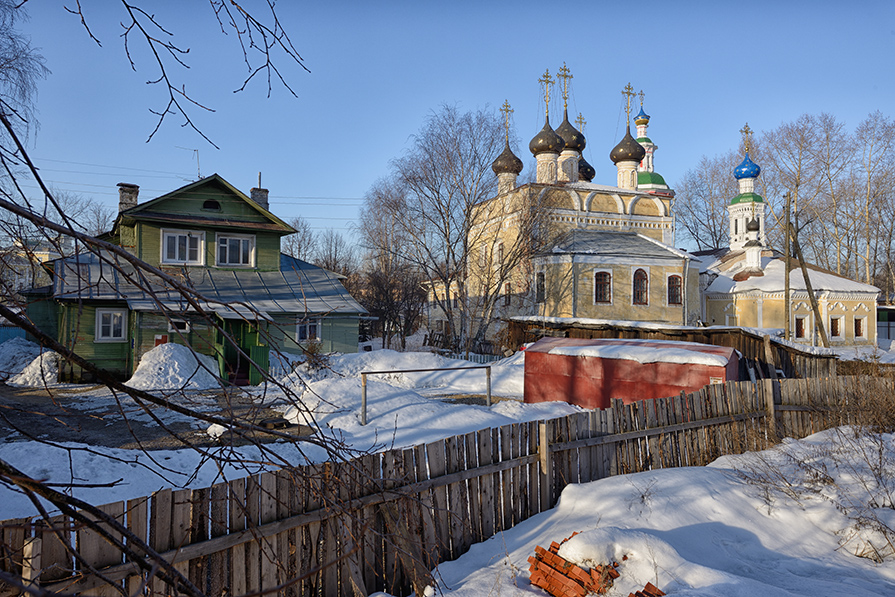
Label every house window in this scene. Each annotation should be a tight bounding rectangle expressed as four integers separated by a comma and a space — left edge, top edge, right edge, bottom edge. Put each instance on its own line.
217, 234, 255, 267
497, 243, 504, 266
297, 318, 321, 342
829, 316, 843, 339
633, 268, 648, 305
795, 315, 808, 339
202, 199, 221, 211
667, 275, 683, 305
95, 308, 127, 342
162, 230, 204, 265
855, 316, 867, 339
504, 282, 512, 307
168, 319, 191, 334
594, 271, 611, 304
535, 272, 545, 304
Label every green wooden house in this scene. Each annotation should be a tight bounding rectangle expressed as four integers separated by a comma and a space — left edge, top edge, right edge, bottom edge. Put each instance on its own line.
32, 174, 366, 384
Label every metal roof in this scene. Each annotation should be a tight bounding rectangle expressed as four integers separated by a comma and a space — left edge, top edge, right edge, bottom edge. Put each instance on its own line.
52, 251, 366, 317
544, 229, 690, 260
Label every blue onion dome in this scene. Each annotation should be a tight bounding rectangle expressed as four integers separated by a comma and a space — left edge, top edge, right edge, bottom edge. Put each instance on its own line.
492, 141, 524, 175
555, 109, 586, 152
634, 106, 650, 125
578, 155, 595, 182
746, 217, 760, 232
529, 118, 565, 156
734, 152, 761, 179
609, 126, 646, 164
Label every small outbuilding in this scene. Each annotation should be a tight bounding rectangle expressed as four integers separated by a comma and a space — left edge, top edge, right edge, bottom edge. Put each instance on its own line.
524, 337, 738, 409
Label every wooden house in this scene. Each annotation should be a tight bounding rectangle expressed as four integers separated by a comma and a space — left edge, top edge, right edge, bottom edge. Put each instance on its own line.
29, 174, 366, 384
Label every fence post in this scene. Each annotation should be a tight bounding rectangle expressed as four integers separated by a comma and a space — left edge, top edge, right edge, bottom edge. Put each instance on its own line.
361, 373, 367, 426
486, 367, 492, 407
764, 378, 778, 442
538, 421, 553, 509
22, 536, 41, 587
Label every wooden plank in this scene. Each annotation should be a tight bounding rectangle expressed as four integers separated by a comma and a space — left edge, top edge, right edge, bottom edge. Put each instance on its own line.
79, 501, 125, 597
148, 489, 172, 596
380, 451, 404, 595
499, 427, 513, 532
358, 454, 380, 593
125, 497, 149, 595
302, 465, 323, 596
41, 513, 73, 585
188, 487, 209, 592
425, 440, 450, 562
526, 421, 540, 515
514, 423, 529, 521
445, 435, 468, 557
413, 444, 437, 572
245, 475, 261, 594
567, 415, 581, 484
258, 472, 279, 591
228, 477, 248, 597
464, 431, 482, 542
477, 431, 496, 538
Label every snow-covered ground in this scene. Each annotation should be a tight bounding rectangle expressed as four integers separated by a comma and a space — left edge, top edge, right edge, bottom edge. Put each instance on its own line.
417, 428, 895, 596
1, 336, 894, 594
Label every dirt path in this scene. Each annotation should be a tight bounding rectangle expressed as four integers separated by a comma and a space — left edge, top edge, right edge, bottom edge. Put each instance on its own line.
0, 383, 305, 450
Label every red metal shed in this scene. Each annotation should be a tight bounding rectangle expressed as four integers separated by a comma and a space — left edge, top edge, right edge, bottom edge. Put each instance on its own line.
524, 337, 738, 409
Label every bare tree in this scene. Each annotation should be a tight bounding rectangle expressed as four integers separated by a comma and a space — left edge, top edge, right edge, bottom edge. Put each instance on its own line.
281, 214, 318, 261
675, 153, 740, 251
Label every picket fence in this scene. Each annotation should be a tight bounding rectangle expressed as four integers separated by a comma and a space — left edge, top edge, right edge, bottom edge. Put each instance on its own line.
0, 375, 888, 596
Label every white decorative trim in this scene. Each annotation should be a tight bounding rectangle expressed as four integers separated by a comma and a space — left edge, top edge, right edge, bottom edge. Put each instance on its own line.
853, 303, 871, 312
830, 301, 847, 312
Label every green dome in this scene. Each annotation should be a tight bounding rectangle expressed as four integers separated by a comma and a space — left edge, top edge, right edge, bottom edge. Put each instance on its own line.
730, 192, 764, 205
637, 171, 667, 186
636, 136, 653, 144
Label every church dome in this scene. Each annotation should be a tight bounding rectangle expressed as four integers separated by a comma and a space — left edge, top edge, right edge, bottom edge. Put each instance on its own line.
746, 217, 760, 232
578, 156, 595, 182
555, 110, 586, 152
734, 152, 761, 179
529, 119, 565, 156
609, 127, 646, 164
492, 142, 523, 175
634, 106, 650, 125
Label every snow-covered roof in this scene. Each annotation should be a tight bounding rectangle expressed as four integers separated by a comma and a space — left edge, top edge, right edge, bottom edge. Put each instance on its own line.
542, 229, 692, 261
529, 337, 735, 367
705, 256, 879, 295
50, 251, 367, 316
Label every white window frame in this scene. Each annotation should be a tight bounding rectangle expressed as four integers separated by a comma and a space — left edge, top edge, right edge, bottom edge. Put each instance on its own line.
161, 229, 205, 265
854, 316, 867, 339
593, 268, 612, 305
216, 233, 256, 267
794, 314, 810, 340
168, 318, 191, 334
95, 308, 127, 343
829, 315, 844, 340
632, 266, 650, 306
666, 273, 683, 306
297, 317, 322, 343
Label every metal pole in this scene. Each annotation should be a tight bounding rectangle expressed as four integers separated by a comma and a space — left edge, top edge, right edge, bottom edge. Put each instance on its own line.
486, 366, 492, 407
361, 373, 367, 425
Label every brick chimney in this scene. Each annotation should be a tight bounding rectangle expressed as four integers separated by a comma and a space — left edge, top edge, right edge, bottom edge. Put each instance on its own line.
117, 183, 139, 212
250, 187, 270, 210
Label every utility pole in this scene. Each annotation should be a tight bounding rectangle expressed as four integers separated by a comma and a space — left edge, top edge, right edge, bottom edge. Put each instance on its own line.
784, 192, 791, 340
789, 221, 829, 348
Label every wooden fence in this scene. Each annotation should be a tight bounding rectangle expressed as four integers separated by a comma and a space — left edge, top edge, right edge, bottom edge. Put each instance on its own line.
1, 375, 889, 596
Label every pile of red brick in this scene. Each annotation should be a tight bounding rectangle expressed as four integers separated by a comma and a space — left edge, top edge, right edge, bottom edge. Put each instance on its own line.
527, 533, 665, 597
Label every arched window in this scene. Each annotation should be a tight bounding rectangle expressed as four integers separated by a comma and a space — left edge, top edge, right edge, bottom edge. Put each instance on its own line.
667, 275, 682, 305
633, 269, 648, 305
202, 199, 221, 211
594, 271, 611, 303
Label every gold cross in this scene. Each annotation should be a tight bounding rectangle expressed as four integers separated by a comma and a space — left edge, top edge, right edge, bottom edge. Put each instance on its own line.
622, 83, 635, 122
575, 113, 586, 132
500, 100, 513, 144
557, 62, 572, 109
740, 123, 753, 153
539, 69, 554, 119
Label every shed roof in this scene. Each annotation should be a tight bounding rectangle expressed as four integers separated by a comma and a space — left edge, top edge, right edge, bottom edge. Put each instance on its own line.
526, 337, 736, 367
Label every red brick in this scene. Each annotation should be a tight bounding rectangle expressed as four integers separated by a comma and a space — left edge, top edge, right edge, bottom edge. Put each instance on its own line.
642, 582, 665, 596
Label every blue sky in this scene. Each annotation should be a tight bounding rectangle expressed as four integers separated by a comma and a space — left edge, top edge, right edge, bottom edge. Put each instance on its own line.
19, 1, 895, 245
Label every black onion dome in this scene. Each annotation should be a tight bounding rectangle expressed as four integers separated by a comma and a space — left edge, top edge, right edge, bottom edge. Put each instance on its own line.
492, 141, 524, 175
746, 217, 760, 232
529, 118, 565, 156
609, 125, 646, 164
578, 156, 595, 182
555, 109, 586, 152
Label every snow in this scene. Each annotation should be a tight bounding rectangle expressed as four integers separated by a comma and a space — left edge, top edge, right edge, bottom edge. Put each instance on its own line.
1, 338, 895, 594
706, 256, 880, 294
425, 428, 895, 596
547, 344, 729, 367
0, 337, 41, 380
7, 351, 59, 386
126, 343, 221, 390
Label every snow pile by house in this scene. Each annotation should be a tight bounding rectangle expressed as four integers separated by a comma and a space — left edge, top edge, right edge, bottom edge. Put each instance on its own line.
0, 337, 42, 381
126, 343, 221, 390
8, 351, 59, 387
